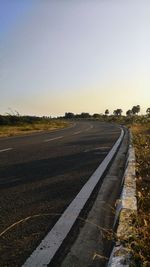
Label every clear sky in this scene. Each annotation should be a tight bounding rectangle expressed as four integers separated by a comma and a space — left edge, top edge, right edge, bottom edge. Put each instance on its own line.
0, 0, 150, 116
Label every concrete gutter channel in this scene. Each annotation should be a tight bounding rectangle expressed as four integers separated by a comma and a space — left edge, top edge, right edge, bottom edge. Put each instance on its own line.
22, 127, 137, 267
107, 131, 137, 267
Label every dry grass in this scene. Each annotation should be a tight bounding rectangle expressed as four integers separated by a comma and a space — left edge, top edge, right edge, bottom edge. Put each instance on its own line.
0, 120, 70, 137
129, 122, 150, 266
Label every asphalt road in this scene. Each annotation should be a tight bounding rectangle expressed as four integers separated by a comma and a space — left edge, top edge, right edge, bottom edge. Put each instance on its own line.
0, 121, 121, 267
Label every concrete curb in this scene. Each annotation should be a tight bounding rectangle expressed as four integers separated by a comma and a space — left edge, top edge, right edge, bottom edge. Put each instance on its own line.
22, 130, 124, 267
107, 130, 137, 267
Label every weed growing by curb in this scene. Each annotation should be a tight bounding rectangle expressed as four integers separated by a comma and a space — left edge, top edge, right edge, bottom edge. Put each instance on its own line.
129, 122, 150, 267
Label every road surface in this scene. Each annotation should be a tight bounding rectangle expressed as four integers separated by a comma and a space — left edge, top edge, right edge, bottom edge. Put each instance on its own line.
0, 121, 121, 267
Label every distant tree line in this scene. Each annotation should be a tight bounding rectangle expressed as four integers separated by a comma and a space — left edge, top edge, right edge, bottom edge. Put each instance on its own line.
0, 105, 149, 126
64, 105, 150, 119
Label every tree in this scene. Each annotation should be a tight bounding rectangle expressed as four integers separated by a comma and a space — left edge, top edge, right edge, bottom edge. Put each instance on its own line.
80, 112, 91, 118
65, 112, 75, 119
126, 110, 132, 116
93, 113, 101, 118
146, 108, 150, 116
105, 109, 109, 116
113, 109, 123, 116
113, 110, 117, 116
132, 105, 140, 115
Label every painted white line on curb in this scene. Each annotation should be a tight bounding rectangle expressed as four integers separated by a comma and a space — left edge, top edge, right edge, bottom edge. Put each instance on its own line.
22, 129, 124, 267
0, 148, 13, 153
44, 136, 63, 142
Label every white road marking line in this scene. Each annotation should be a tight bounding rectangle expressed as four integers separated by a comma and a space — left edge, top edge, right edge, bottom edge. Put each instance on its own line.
44, 136, 63, 142
85, 125, 94, 131
73, 125, 93, 135
23, 129, 124, 267
0, 148, 13, 153
50, 123, 77, 133
73, 131, 82, 135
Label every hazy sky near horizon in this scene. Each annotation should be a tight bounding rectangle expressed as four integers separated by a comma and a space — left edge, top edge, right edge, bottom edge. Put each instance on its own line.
0, 0, 150, 116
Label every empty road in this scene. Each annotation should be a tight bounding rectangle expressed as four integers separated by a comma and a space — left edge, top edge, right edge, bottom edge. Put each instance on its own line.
0, 121, 121, 267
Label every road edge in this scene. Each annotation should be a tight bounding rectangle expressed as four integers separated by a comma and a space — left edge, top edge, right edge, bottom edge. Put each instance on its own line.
107, 130, 137, 267
22, 129, 124, 267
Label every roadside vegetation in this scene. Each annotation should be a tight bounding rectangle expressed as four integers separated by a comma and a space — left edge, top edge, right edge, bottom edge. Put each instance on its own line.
0, 115, 70, 137
129, 122, 150, 266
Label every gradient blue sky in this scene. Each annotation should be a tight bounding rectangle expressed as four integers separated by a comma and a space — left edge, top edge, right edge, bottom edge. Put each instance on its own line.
0, 0, 150, 116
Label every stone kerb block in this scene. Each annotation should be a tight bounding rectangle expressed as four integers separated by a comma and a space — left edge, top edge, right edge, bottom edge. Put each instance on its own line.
107, 132, 137, 267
